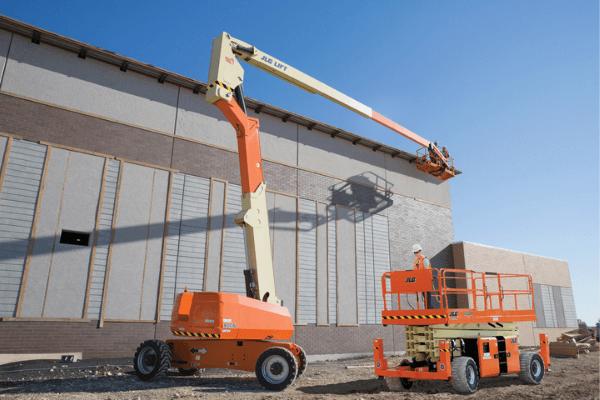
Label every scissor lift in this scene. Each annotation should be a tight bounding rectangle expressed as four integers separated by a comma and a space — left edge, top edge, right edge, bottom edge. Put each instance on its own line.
373, 268, 550, 393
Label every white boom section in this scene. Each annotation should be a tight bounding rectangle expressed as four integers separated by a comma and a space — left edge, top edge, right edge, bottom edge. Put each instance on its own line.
206, 32, 433, 149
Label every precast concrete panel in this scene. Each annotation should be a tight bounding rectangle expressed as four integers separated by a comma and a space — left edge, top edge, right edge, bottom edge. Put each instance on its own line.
204, 180, 226, 292
356, 211, 367, 324
174, 175, 210, 294
160, 173, 184, 320
316, 202, 328, 324
336, 206, 358, 325
20, 148, 69, 317
523, 254, 571, 287
0, 30, 11, 87
298, 126, 387, 189
298, 199, 317, 324
140, 169, 169, 321
0, 140, 47, 317
327, 205, 337, 324
256, 116, 298, 166
2, 35, 178, 134
220, 184, 248, 296
560, 286, 577, 328
384, 154, 451, 207
271, 194, 297, 322
540, 284, 558, 328
552, 285, 566, 328
105, 163, 154, 320
372, 214, 391, 319
43, 152, 104, 318
363, 215, 376, 324
87, 159, 120, 319
175, 89, 238, 150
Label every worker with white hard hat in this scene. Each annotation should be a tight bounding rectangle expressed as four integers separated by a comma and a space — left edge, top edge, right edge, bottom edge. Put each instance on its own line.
412, 244, 431, 270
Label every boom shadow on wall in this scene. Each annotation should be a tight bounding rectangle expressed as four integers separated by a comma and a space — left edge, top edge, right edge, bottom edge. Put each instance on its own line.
0, 210, 347, 262
328, 173, 394, 215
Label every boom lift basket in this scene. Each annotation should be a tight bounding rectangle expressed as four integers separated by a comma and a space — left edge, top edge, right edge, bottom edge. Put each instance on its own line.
415, 148, 455, 181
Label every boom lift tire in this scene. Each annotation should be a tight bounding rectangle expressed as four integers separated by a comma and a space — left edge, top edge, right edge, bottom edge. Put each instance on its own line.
255, 347, 298, 391
178, 368, 202, 376
451, 357, 479, 394
133, 340, 172, 381
518, 352, 545, 385
295, 345, 308, 378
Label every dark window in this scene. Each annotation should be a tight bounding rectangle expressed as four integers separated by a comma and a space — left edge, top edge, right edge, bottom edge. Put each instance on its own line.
60, 230, 90, 246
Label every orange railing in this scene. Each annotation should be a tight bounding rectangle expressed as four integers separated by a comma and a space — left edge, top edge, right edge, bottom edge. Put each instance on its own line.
381, 268, 536, 326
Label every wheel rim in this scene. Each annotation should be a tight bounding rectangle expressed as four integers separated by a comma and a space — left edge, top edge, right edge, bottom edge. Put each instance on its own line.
261, 355, 289, 384
137, 346, 157, 374
466, 364, 476, 386
531, 359, 542, 378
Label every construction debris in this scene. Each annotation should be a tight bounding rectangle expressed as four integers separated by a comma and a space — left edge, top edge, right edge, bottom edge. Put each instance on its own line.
550, 324, 599, 358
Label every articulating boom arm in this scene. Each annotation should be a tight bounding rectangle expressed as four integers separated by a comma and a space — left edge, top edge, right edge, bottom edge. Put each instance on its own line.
206, 32, 455, 180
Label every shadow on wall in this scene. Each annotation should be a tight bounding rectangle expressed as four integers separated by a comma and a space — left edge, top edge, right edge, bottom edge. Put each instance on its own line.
0, 208, 356, 262
328, 172, 394, 214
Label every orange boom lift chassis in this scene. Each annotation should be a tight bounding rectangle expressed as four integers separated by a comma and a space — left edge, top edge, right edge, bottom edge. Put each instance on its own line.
373, 268, 550, 393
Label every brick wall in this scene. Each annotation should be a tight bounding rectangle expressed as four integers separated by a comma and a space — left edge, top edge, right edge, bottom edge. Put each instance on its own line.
0, 93, 173, 168
0, 320, 157, 359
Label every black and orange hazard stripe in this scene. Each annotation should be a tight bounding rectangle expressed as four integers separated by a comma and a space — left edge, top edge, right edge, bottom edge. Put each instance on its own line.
171, 331, 220, 338
440, 348, 451, 352
540, 340, 548, 343
382, 314, 446, 320
208, 81, 234, 92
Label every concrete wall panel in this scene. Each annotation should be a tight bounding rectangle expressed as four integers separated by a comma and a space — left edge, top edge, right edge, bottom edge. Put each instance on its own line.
2, 35, 178, 134
175, 89, 238, 150
271, 194, 297, 321
298, 126, 386, 188
0, 140, 47, 318
205, 180, 226, 292
105, 163, 154, 320
140, 169, 169, 321
257, 117, 298, 166
44, 152, 104, 318
523, 254, 571, 287
336, 206, 357, 325
0, 30, 11, 88
21, 148, 69, 317
298, 199, 317, 324
316, 202, 328, 324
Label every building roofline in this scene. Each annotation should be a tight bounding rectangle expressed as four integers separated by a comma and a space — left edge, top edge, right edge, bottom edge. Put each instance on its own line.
453, 241, 567, 263
0, 14, 461, 174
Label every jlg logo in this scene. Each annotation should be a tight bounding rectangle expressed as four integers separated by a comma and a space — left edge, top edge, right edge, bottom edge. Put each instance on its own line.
405, 277, 416, 283
511, 338, 518, 344
449, 311, 458, 317
225, 57, 234, 65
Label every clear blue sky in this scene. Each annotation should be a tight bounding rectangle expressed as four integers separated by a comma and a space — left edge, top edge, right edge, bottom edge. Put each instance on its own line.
3, 1, 598, 326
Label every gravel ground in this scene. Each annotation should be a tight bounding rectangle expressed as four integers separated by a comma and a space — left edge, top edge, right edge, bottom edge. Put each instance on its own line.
0, 352, 598, 399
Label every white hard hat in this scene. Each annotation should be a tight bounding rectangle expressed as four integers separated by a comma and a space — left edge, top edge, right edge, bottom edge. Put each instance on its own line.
412, 244, 422, 253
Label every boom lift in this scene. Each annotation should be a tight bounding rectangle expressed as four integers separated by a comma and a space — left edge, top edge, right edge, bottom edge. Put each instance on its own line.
373, 268, 550, 393
133, 32, 456, 391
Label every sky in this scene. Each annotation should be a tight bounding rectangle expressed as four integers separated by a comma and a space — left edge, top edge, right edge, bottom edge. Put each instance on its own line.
2, 1, 598, 326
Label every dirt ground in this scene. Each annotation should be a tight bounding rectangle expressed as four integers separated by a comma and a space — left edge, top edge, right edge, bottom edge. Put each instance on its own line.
0, 352, 598, 400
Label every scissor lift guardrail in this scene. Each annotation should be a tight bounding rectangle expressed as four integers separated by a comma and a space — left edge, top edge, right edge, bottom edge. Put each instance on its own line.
380, 268, 536, 326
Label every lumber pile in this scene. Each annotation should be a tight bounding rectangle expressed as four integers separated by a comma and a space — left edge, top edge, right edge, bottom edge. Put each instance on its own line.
550, 325, 599, 358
